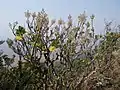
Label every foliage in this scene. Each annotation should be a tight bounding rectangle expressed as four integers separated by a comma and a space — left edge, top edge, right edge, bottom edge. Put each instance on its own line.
0, 9, 119, 90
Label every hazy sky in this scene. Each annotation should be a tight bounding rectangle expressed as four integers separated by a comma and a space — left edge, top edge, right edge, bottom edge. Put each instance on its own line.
0, 0, 120, 40
0, 0, 120, 56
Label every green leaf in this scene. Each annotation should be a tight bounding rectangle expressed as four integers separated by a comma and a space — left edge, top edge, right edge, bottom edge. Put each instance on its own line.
100, 35, 103, 38
16, 26, 26, 36
86, 22, 90, 28
95, 35, 98, 40
50, 38, 59, 48
6, 38, 13, 48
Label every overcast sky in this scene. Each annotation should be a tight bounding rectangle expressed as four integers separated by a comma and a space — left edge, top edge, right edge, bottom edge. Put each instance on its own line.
0, 0, 120, 55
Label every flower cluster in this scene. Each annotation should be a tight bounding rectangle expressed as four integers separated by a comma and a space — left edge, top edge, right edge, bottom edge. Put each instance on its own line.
78, 11, 87, 24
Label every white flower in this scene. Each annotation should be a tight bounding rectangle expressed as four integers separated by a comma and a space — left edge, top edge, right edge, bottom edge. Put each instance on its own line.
68, 20, 72, 27
25, 10, 31, 19
43, 18, 49, 27
32, 12, 36, 18
36, 12, 42, 28
78, 11, 87, 23
58, 18, 63, 25
67, 14, 72, 26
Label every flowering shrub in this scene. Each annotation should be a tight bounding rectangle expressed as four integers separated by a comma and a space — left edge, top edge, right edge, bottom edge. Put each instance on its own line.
0, 9, 119, 90
6, 9, 99, 89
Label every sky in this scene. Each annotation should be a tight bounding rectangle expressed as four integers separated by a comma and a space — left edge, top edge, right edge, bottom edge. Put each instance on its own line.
0, 0, 120, 55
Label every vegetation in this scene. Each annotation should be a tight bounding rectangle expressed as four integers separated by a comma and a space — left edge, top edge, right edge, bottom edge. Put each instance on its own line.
0, 9, 120, 90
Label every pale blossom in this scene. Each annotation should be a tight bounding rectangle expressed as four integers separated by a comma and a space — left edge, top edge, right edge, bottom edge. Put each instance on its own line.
36, 12, 42, 29
67, 14, 72, 26
58, 18, 63, 25
25, 10, 31, 19
78, 11, 87, 24
32, 12, 36, 18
